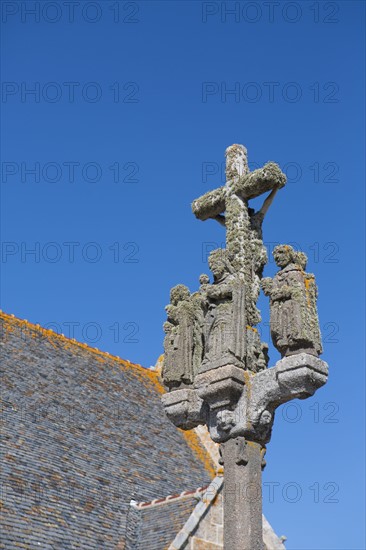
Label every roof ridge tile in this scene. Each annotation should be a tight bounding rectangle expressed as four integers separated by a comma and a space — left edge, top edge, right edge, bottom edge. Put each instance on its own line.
0, 310, 156, 379
131, 485, 210, 509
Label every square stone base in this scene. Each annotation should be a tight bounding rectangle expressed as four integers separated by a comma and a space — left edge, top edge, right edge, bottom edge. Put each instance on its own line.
195, 365, 245, 410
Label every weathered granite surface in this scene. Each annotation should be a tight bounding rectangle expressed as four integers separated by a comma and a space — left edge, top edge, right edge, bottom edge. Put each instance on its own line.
262, 245, 322, 357
162, 143, 328, 550
162, 146, 325, 440
201, 249, 246, 372
220, 439, 264, 550
164, 353, 328, 445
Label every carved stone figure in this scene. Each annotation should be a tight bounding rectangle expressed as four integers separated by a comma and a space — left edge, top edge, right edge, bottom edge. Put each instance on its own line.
248, 187, 280, 326
198, 273, 210, 298
200, 249, 246, 372
190, 279, 210, 379
162, 284, 190, 389
261, 245, 322, 357
162, 278, 209, 389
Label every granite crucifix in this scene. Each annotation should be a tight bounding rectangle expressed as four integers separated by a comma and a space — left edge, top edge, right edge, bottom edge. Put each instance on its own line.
161, 144, 329, 550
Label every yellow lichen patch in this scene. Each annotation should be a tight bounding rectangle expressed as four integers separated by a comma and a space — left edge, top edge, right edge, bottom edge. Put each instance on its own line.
243, 369, 254, 383
246, 440, 261, 449
246, 325, 257, 332
0, 311, 163, 393
304, 275, 314, 307
179, 428, 217, 478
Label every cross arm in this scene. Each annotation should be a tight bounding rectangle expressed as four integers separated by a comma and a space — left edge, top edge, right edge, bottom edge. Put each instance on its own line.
232, 162, 287, 200
192, 186, 227, 221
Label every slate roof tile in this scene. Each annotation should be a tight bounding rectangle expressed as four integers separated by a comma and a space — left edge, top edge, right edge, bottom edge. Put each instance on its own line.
1, 312, 214, 549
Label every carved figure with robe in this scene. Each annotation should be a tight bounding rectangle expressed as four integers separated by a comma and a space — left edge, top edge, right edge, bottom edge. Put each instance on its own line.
261, 245, 322, 357
162, 282, 206, 389
200, 249, 246, 372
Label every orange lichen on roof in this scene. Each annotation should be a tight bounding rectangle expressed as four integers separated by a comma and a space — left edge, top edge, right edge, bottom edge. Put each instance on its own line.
179, 428, 217, 478
0, 310, 162, 391
1, 310, 218, 475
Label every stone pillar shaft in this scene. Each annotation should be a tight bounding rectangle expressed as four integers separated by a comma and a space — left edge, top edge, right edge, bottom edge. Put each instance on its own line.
221, 438, 263, 550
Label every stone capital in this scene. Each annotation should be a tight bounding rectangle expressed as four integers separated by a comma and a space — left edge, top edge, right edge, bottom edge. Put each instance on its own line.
161, 353, 329, 444
205, 353, 329, 444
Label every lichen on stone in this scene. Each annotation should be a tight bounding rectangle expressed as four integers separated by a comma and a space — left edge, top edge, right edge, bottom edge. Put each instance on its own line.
165, 144, 289, 383
261, 245, 322, 357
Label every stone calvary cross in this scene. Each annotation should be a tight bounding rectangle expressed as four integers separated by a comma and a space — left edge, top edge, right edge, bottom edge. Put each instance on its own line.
161, 145, 329, 549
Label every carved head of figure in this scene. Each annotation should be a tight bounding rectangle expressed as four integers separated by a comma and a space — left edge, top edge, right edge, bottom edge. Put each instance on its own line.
216, 409, 236, 433
273, 245, 296, 268
295, 251, 308, 271
208, 249, 231, 282
170, 284, 190, 306
199, 274, 210, 286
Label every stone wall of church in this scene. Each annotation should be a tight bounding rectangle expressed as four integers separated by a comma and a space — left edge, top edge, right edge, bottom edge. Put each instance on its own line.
184, 488, 286, 550
188, 492, 223, 549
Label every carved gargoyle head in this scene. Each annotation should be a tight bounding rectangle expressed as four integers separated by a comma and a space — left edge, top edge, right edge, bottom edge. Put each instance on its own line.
216, 409, 236, 433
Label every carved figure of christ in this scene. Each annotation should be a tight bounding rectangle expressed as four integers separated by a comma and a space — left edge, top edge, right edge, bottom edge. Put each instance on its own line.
192, 144, 286, 275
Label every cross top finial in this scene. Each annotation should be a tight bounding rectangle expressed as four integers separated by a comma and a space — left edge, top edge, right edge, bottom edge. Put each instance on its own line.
225, 143, 249, 182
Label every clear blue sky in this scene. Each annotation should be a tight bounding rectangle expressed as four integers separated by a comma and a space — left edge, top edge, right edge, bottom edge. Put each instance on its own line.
1, 1, 365, 548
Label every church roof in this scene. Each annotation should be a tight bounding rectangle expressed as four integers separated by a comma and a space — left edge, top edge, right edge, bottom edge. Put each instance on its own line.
0, 311, 214, 549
